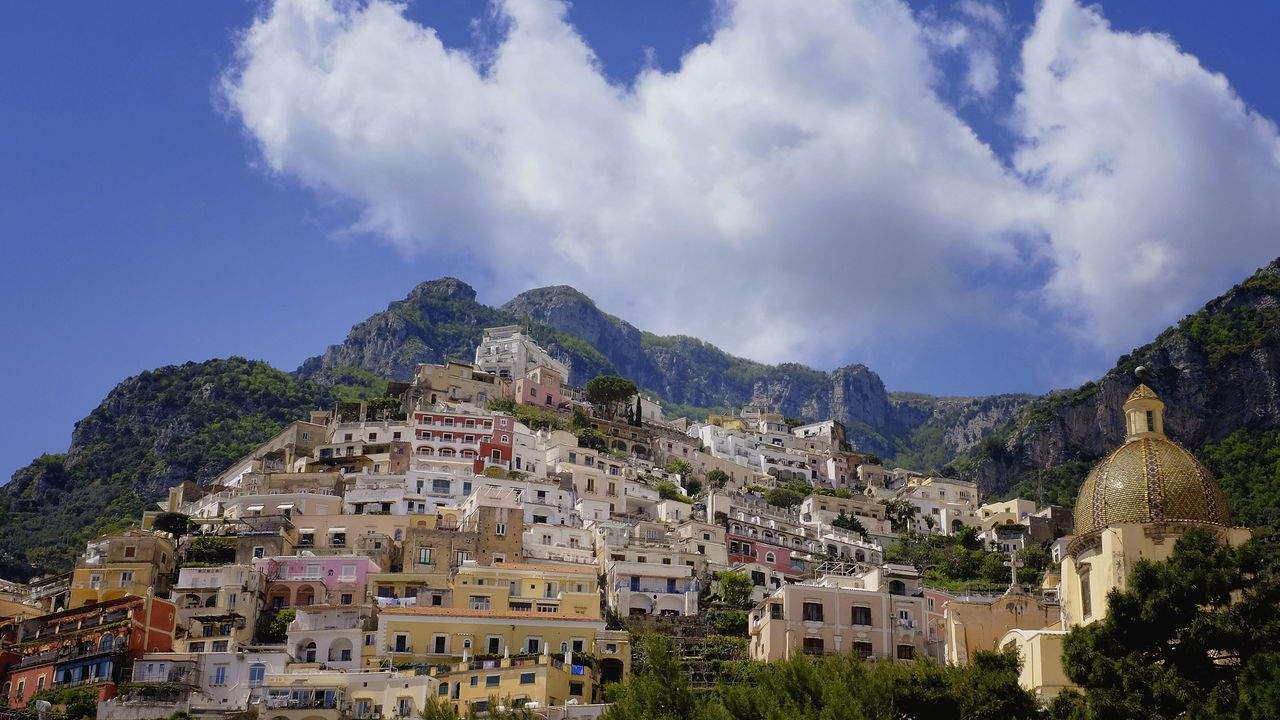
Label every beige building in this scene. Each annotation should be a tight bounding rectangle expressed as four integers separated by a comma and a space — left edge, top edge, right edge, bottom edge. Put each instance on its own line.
171, 564, 266, 653
69, 529, 176, 607
410, 360, 510, 409
749, 564, 927, 663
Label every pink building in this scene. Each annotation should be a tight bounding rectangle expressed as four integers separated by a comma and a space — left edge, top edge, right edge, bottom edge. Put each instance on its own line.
513, 366, 576, 413
254, 555, 381, 610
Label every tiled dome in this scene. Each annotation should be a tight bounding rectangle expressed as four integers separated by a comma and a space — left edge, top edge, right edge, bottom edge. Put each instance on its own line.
1072, 384, 1231, 536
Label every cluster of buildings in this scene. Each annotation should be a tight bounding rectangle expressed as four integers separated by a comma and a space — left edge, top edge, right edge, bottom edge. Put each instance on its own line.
0, 327, 1220, 714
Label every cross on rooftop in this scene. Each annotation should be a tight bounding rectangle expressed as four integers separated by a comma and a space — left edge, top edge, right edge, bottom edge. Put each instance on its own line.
1005, 549, 1025, 590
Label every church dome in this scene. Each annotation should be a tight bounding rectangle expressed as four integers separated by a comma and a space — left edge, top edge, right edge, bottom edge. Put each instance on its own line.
1073, 384, 1231, 536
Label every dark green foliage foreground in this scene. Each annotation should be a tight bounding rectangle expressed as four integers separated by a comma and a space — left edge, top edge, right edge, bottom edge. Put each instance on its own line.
1049, 528, 1280, 720
0, 358, 381, 579
602, 634, 1040, 720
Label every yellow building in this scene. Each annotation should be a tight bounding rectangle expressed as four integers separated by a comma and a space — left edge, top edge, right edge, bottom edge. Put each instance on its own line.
69, 529, 176, 607
991, 382, 1251, 701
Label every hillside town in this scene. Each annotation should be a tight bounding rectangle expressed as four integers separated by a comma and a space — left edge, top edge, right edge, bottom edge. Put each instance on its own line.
1, 326, 1244, 719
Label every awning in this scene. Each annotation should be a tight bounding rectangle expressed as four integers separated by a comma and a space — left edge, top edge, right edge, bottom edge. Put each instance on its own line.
328, 527, 346, 533
245, 504, 265, 512
276, 503, 295, 510
298, 528, 315, 534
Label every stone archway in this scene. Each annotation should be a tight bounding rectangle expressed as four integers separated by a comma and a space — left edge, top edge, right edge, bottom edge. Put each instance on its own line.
600, 658, 624, 684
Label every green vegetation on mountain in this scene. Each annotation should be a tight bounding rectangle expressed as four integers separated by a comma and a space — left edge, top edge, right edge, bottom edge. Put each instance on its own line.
1199, 429, 1280, 526
1175, 269, 1280, 365
0, 358, 386, 580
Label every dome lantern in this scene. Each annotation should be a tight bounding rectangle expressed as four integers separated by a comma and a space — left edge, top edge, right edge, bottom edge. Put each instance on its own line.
1122, 384, 1165, 441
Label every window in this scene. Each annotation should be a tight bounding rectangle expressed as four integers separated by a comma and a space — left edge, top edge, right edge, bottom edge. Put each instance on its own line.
433, 635, 447, 654
495, 523, 506, 536
570, 681, 584, 696
897, 644, 915, 660
853, 641, 874, 658
212, 665, 228, 685
1080, 573, 1093, 618
486, 675, 500, 688
118, 571, 134, 587
572, 639, 584, 652
765, 552, 776, 563
253, 546, 265, 559
418, 547, 433, 564
802, 602, 824, 622
212, 640, 229, 652
493, 553, 505, 564
526, 638, 541, 654
124, 546, 137, 558
341, 564, 356, 581
802, 637, 824, 656
469, 595, 490, 610
341, 593, 353, 605
438, 684, 449, 696
851, 606, 872, 626
398, 698, 412, 716
36, 676, 44, 692
770, 604, 783, 619
519, 672, 536, 685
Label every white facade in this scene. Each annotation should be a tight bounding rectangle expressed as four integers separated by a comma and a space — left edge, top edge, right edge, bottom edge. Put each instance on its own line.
287, 607, 369, 670
475, 326, 570, 381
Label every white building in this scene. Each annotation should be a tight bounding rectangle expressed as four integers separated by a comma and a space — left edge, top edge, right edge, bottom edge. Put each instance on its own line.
475, 326, 570, 382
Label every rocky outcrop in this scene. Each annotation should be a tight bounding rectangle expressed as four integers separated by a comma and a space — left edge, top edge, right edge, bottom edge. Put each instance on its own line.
957, 258, 1280, 498
297, 278, 509, 382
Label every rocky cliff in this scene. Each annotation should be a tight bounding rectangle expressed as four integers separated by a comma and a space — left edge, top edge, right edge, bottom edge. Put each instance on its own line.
953, 258, 1280, 505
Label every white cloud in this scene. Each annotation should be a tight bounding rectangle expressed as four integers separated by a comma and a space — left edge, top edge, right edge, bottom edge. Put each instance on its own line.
958, 0, 1006, 33
222, 0, 1280, 376
1014, 0, 1280, 349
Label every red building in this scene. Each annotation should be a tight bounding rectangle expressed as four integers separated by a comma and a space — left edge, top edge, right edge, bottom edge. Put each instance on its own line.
412, 408, 514, 475
1, 595, 176, 707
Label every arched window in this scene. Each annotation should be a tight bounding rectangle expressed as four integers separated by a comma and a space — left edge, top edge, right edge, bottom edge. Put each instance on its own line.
765, 552, 776, 563
99, 635, 114, 651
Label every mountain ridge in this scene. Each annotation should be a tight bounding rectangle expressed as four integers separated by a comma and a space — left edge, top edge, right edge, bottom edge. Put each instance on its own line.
298, 278, 1028, 459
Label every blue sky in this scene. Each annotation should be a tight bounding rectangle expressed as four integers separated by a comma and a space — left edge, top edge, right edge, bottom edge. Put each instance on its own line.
4, 0, 1280, 483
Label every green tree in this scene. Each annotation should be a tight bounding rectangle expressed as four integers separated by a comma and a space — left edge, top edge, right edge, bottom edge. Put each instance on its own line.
764, 487, 805, 509
833, 510, 869, 541
706, 468, 729, 489
881, 499, 919, 533
585, 376, 638, 419
655, 481, 687, 502
569, 407, 592, 430
664, 458, 693, 476
259, 608, 295, 643
151, 511, 190, 536
683, 477, 703, 497
1052, 528, 1280, 720
575, 427, 609, 452
716, 571, 754, 608
603, 633, 703, 720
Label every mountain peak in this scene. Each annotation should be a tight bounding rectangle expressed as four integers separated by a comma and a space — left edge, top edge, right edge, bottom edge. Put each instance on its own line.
503, 284, 594, 309
406, 277, 476, 303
